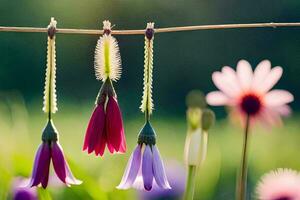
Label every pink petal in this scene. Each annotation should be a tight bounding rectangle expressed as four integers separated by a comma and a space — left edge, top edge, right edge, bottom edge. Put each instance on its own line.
274, 105, 292, 116
206, 91, 229, 106
264, 90, 294, 106
212, 72, 237, 97
258, 66, 283, 93
237, 60, 253, 90
258, 108, 282, 127
252, 60, 271, 89
221, 66, 241, 94
106, 97, 126, 153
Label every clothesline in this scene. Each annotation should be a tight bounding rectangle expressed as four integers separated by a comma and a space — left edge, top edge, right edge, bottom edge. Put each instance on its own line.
0, 22, 299, 35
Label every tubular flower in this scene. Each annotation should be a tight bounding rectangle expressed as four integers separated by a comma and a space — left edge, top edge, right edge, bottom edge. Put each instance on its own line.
29, 18, 81, 188
83, 20, 126, 156
30, 121, 82, 188
256, 168, 300, 200
117, 122, 171, 191
117, 22, 170, 191
206, 60, 294, 126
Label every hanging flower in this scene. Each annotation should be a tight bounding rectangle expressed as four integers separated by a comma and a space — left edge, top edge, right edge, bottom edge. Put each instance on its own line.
29, 18, 81, 188
30, 121, 82, 188
206, 60, 294, 126
256, 168, 300, 200
117, 22, 170, 191
117, 122, 171, 191
83, 20, 126, 156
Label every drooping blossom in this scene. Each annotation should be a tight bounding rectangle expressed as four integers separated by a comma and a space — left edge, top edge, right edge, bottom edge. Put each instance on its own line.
117, 22, 170, 192
117, 122, 171, 191
83, 20, 126, 156
139, 161, 185, 200
29, 17, 81, 188
12, 178, 37, 200
206, 60, 294, 126
30, 121, 82, 188
256, 168, 300, 200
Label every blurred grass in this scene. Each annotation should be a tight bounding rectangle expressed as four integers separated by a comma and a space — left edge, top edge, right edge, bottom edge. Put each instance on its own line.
1, 95, 300, 200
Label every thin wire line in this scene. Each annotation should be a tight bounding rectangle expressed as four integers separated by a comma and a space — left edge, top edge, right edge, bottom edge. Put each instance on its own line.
0, 22, 299, 35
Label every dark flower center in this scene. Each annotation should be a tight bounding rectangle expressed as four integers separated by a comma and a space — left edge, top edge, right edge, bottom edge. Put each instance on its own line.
240, 93, 261, 115
273, 197, 292, 200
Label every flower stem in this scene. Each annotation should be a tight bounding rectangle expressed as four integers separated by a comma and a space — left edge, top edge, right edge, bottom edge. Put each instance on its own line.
236, 115, 250, 200
184, 165, 197, 200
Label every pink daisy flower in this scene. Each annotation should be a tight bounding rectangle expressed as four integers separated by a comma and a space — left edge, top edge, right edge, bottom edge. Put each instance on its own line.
206, 60, 294, 126
256, 168, 300, 200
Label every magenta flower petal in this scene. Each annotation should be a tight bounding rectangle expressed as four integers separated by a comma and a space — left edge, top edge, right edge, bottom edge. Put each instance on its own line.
30, 143, 51, 187
83, 104, 106, 154
95, 130, 107, 156
142, 145, 154, 191
41, 159, 50, 189
29, 144, 43, 187
52, 142, 81, 186
107, 141, 115, 154
51, 142, 67, 183
152, 146, 171, 189
106, 97, 126, 153
119, 131, 126, 152
117, 145, 142, 189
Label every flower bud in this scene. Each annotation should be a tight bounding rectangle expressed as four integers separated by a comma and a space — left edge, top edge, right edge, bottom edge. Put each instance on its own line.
186, 90, 206, 109
187, 108, 202, 130
201, 108, 215, 131
42, 120, 58, 142
138, 121, 156, 145
184, 128, 207, 166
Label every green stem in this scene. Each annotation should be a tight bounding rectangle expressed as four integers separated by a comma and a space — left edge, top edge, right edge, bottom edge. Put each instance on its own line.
184, 165, 197, 200
236, 115, 250, 200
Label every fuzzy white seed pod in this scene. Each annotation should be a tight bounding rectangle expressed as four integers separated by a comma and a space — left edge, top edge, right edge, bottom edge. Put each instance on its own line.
94, 20, 121, 82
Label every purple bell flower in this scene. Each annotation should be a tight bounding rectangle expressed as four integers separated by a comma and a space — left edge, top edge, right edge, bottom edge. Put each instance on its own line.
117, 121, 171, 191
29, 120, 81, 188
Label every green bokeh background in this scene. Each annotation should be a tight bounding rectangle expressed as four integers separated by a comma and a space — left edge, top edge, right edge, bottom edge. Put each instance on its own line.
0, 0, 300, 199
